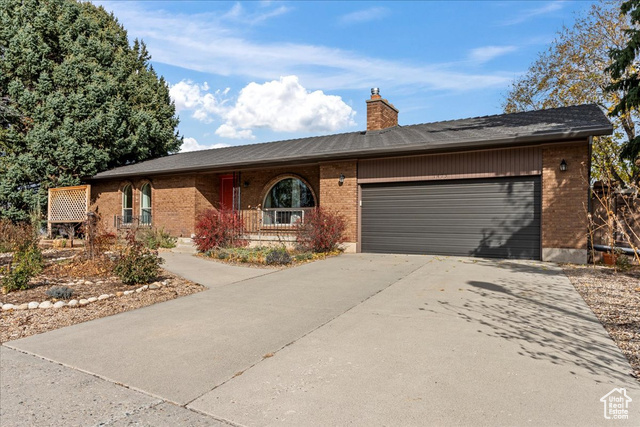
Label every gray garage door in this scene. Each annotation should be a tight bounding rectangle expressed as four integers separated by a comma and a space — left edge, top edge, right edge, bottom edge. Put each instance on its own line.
361, 176, 541, 259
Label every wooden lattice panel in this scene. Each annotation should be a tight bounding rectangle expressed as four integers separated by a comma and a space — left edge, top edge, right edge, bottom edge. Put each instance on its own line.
48, 185, 91, 223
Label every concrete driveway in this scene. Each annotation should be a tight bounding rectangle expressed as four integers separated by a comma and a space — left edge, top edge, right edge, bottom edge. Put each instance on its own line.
2, 253, 639, 426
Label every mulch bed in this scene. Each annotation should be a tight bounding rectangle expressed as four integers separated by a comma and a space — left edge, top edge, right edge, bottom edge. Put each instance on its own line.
563, 264, 640, 379
0, 249, 204, 343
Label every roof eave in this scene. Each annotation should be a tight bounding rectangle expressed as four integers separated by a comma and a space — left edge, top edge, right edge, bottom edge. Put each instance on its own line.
88, 125, 613, 181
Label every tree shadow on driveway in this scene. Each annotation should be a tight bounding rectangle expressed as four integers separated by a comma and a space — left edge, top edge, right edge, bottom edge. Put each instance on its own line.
430, 263, 634, 384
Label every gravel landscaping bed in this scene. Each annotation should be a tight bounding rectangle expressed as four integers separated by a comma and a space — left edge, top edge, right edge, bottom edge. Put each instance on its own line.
0, 269, 203, 343
563, 264, 640, 379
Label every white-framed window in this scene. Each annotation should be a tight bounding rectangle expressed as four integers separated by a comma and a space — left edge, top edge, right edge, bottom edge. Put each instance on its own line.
263, 177, 315, 225
122, 184, 133, 224
140, 183, 152, 225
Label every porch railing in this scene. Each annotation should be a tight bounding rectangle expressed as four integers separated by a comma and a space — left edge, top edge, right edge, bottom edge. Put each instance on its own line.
238, 208, 313, 234
115, 214, 152, 230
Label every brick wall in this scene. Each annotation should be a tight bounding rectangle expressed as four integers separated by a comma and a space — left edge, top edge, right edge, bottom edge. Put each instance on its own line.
90, 180, 121, 232
92, 175, 200, 237
194, 173, 218, 221
91, 167, 322, 238
541, 142, 589, 250
319, 161, 358, 242
366, 96, 398, 131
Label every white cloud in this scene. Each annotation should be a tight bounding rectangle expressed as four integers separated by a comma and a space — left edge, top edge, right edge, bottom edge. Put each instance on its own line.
217, 76, 356, 139
169, 80, 230, 123
339, 7, 388, 25
173, 76, 356, 140
468, 46, 517, 64
502, 1, 565, 25
180, 137, 230, 152
215, 124, 256, 140
94, 2, 513, 92
223, 2, 289, 25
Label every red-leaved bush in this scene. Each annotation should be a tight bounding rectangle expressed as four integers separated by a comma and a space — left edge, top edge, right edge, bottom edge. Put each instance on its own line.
296, 207, 346, 253
193, 209, 247, 252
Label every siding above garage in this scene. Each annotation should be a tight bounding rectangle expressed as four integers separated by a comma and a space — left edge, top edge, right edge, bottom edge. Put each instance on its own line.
358, 146, 542, 184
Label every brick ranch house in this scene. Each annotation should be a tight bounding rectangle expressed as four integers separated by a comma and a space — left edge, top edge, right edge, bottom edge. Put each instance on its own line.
88, 90, 613, 263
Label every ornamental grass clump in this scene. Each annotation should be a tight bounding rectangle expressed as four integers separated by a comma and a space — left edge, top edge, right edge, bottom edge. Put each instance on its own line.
137, 227, 177, 249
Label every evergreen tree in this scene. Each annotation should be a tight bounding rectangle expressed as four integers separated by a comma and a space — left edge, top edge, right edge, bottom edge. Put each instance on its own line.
607, 0, 640, 169
0, 0, 182, 221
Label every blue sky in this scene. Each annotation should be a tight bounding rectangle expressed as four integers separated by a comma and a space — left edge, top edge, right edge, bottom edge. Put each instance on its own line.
94, 1, 594, 152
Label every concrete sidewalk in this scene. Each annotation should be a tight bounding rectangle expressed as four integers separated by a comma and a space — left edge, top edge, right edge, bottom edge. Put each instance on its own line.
0, 347, 224, 426
160, 251, 271, 288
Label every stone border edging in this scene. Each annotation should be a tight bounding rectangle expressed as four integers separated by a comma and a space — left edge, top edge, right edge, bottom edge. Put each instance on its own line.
1, 279, 170, 312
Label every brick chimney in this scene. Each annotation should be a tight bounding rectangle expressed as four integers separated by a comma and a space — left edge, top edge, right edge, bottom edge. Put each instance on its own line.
366, 88, 398, 131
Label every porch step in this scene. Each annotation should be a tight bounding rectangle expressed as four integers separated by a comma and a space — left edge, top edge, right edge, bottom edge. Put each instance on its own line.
171, 238, 198, 254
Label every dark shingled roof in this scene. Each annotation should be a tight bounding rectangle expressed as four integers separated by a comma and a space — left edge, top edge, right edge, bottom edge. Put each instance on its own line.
92, 104, 613, 180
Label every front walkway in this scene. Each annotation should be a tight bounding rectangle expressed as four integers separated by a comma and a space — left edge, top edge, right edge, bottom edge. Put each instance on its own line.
2, 253, 639, 425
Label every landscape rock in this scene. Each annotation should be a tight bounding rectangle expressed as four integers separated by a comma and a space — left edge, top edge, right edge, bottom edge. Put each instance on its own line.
79, 299, 89, 306
67, 300, 78, 307
87, 297, 98, 303
116, 291, 124, 297
53, 301, 66, 308
162, 280, 169, 286
38, 301, 53, 309
28, 301, 39, 309
149, 284, 160, 290
141, 285, 149, 291
84, 280, 94, 285
17, 303, 28, 310
123, 290, 134, 296
135, 287, 144, 293
97, 294, 110, 300
2, 303, 15, 311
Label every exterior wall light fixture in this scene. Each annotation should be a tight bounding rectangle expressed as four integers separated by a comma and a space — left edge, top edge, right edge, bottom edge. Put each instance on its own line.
560, 159, 568, 172
339, 174, 345, 185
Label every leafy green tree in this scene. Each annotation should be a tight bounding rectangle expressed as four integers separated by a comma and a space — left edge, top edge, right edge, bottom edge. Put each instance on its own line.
607, 0, 640, 168
0, 0, 182, 221
503, 1, 638, 186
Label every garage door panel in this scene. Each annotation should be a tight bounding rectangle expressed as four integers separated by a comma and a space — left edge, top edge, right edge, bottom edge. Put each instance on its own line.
360, 177, 540, 260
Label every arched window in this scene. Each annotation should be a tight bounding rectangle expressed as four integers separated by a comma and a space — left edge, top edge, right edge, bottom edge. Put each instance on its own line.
122, 184, 133, 224
263, 177, 315, 225
140, 183, 152, 225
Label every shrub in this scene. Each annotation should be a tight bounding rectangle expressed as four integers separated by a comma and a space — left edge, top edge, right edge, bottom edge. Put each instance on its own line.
46, 286, 74, 300
137, 228, 177, 249
114, 231, 164, 285
265, 248, 292, 265
0, 218, 37, 253
296, 207, 346, 253
193, 209, 247, 252
1, 244, 44, 292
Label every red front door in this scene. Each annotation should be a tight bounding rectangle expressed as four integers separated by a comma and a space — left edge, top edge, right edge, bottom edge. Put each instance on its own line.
220, 175, 234, 210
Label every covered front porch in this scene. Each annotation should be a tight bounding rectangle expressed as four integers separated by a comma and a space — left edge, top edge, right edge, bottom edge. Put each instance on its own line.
214, 169, 319, 242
